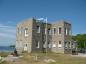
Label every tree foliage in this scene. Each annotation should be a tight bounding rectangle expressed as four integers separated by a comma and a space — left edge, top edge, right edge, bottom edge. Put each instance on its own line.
72, 34, 86, 48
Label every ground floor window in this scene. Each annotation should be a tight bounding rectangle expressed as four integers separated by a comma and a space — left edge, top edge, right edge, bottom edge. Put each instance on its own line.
72, 42, 75, 48
24, 43, 28, 51
64, 42, 71, 48
69, 42, 71, 48
52, 42, 56, 48
48, 41, 51, 48
58, 41, 62, 48
65, 42, 68, 48
36, 41, 40, 48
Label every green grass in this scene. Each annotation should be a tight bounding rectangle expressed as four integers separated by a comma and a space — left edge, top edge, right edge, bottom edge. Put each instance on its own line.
1, 52, 86, 64
20, 53, 86, 64
0, 52, 11, 57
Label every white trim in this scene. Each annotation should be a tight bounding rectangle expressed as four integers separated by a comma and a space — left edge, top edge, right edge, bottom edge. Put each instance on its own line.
25, 29, 28, 37
65, 28, 67, 35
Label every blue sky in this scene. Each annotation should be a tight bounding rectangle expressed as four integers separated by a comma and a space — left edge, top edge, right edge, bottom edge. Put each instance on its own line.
0, 0, 86, 46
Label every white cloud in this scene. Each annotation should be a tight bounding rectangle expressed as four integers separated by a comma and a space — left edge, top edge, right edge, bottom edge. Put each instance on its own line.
0, 23, 16, 46
0, 32, 15, 38
0, 24, 9, 28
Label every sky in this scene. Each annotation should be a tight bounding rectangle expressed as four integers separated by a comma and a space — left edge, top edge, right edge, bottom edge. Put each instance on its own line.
0, 0, 86, 46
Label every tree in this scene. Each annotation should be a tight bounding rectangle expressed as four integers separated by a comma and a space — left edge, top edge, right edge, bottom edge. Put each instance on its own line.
72, 34, 86, 52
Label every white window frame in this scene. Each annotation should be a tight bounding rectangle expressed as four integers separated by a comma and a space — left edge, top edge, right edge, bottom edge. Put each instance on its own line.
24, 28, 28, 37
65, 27, 68, 35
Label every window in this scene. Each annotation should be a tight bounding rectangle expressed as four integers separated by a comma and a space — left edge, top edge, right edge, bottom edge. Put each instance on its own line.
24, 43, 28, 51
37, 26, 40, 33
58, 27, 61, 34
69, 29, 71, 35
65, 28, 71, 35
18, 28, 22, 34
52, 41, 56, 48
64, 28, 67, 35
54, 28, 56, 34
36, 41, 40, 48
52, 28, 56, 35
58, 41, 62, 48
48, 28, 51, 35
25, 28, 28, 37
69, 42, 71, 48
65, 42, 68, 48
48, 41, 51, 48
72, 43, 75, 48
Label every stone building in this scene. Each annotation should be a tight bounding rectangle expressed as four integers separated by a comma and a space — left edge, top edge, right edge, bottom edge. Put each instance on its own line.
16, 18, 75, 54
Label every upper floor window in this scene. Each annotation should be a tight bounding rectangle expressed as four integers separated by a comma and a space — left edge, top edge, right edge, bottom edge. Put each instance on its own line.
37, 26, 40, 33
48, 28, 51, 35
54, 28, 56, 34
65, 28, 71, 35
64, 28, 67, 35
52, 27, 56, 35
58, 27, 62, 34
69, 29, 71, 35
25, 28, 28, 37
18, 27, 23, 34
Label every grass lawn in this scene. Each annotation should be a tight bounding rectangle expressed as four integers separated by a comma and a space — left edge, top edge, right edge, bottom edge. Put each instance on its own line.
0, 52, 11, 57
1, 52, 86, 64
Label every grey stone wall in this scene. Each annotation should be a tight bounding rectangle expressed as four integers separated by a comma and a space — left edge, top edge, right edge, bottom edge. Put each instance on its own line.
16, 18, 73, 54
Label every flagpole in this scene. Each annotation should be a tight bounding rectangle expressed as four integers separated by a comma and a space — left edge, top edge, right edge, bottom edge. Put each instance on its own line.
45, 17, 48, 56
